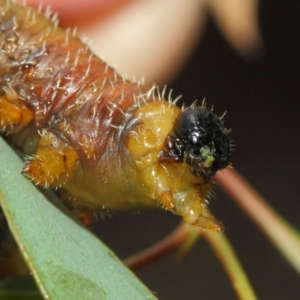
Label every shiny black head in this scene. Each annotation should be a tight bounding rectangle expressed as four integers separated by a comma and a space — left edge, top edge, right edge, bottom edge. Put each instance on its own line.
163, 106, 230, 182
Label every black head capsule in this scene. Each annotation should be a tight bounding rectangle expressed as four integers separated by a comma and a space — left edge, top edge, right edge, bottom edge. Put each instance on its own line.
161, 106, 231, 182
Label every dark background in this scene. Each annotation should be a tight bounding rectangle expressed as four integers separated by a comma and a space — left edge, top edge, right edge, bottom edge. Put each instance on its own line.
94, 1, 300, 299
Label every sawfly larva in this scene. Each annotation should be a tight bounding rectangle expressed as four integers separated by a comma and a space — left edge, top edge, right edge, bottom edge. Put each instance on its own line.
0, 0, 230, 231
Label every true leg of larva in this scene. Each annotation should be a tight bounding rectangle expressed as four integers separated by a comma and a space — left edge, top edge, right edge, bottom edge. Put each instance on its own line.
184, 213, 224, 232
176, 193, 224, 232
0, 95, 33, 132
21, 131, 79, 188
201, 216, 224, 232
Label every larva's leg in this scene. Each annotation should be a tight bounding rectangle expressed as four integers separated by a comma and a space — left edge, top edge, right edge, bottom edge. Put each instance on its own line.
192, 215, 223, 232
60, 199, 94, 227
139, 165, 176, 211
145, 165, 223, 232
0, 95, 33, 132
177, 193, 224, 232
140, 164, 223, 231
22, 131, 79, 188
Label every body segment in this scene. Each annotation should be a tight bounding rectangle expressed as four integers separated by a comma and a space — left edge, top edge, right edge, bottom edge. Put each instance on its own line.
0, 0, 230, 231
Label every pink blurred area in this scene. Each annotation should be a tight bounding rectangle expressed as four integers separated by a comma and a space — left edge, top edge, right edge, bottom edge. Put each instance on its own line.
18, 0, 133, 24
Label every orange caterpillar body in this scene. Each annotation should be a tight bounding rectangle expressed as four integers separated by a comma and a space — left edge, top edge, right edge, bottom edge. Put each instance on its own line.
0, 0, 230, 231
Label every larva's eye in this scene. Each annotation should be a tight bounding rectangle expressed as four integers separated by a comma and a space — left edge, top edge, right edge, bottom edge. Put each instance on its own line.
172, 106, 230, 181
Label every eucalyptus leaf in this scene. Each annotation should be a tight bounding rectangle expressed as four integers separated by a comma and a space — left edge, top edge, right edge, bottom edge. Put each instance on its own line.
0, 137, 157, 300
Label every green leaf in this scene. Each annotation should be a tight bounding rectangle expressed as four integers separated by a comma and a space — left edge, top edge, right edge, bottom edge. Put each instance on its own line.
0, 137, 157, 300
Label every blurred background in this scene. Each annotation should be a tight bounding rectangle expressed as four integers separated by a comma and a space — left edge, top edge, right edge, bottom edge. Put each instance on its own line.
92, 0, 300, 299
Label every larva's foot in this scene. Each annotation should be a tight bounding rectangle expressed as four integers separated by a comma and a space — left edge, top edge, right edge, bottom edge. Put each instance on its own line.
80, 211, 93, 227
172, 188, 224, 232
69, 208, 93, 227
185, 214, 224, 232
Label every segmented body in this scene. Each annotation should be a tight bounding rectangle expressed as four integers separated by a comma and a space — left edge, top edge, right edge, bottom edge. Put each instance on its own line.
0, 0, 230, 231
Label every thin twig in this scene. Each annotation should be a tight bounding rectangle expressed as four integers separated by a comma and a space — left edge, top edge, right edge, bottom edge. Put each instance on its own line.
203, 231, 257, 300
123, 222, 188, 270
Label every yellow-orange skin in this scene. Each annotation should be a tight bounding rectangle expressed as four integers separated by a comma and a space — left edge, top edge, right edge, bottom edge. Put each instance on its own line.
0, 0, 222, 231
